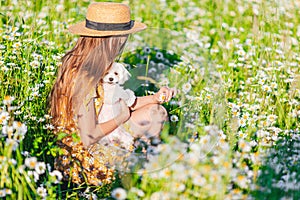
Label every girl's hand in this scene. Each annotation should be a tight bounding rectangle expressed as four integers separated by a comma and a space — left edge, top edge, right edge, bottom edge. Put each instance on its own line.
153, 87, 177, 104
114, 99, 131, 125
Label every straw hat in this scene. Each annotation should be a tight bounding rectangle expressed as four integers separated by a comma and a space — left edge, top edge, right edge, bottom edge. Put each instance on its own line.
68, 2, 147, 37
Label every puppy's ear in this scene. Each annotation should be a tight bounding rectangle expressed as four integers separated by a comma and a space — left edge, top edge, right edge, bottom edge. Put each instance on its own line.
118, 63, 131, 85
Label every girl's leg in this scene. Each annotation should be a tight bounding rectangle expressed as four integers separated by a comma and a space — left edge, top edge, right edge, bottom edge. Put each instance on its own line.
128, 104, 168, 141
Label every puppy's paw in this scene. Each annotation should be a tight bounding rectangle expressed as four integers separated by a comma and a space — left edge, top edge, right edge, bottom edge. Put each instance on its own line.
125, 89, 135, 98
124, 90, 136, 106
125, 97, 136, 107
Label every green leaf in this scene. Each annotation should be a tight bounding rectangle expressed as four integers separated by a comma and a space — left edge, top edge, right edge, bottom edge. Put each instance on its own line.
56, 132, 68, 140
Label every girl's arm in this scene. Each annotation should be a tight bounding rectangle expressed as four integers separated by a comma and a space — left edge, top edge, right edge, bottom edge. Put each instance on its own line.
130, 95, 157, 111
77, 99, 130, 147
130, 87, 176, 111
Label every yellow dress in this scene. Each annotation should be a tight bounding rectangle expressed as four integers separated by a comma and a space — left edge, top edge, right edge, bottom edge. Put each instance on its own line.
54, 85, 114, 186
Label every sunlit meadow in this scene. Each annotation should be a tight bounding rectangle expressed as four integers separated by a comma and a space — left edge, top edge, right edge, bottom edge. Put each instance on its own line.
1, 0, 300, 199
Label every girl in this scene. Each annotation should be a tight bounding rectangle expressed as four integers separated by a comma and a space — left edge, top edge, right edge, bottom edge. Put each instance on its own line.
49, 2, 175, 185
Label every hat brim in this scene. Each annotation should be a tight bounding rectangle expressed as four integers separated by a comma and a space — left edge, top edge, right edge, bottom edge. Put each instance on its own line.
68, 21, 147, 37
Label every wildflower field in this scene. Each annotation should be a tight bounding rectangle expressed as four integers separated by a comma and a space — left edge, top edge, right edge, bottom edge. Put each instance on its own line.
1, 0, 300, 199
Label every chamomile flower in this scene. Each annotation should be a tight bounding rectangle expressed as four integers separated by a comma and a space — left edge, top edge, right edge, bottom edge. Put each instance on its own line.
205, 93, 212, 101
182, 82, 192, 94
111, 187, 127, 200
231, 106, 240, 117
13, 121, 27, 133
14, 110, 22, 115
236, 48, 246, 56
267, 114, 277, 125
238, 139, 251, 152
155, 52, 164, 60
28, 170, 39, 182
241, 112, 250, 121
238, 131, 247, 139
158, 168, 172, 178
43, 124, 54, 130
171, 182, 186, 192
236, 175, 249, 189
192, 175, 207, 187
159, 77, 169, 86
0, 111, 10, 125
270, 82, 278, 89
6, 138, 18, 150
262, 85, 272, 93
30, 60, 40, 69
37, 186, 47, 198
258, 78, 266, 85
35, 162, 46, 175
185, 122, 196, 129
31, 91, 40, 97
150, 68, 159, 76
25, 157, 37, 169
238, 118, 247, 127
130, 187, 145, 197
224, 57, 234, 64
170, 115, 179, 122
44, 114, 51, 119
256, 130, 269, 138
4, 188, 11, 196
3, 96, 15, 105
12, 42, 22, 50
1, 125, 13, 136
49, 170, 63, 184
0, 189, 6, 198
143, 46, 151, 54
158, 63, 165, 70
199, 135, 210, 146
56, 4, 64, 12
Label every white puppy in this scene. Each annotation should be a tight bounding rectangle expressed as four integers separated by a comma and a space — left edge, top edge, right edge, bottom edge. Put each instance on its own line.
97, 63, 136, 149
101, 62, 136, 106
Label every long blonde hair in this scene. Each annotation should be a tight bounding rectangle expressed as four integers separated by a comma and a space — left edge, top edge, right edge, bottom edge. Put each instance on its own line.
49, 35, 128, 132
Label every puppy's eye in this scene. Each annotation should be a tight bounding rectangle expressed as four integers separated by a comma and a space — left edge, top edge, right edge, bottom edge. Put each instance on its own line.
114, 72, 118, 75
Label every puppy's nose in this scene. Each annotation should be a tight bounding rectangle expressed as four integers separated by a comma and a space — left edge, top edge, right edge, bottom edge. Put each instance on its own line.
109, 77, 114, 81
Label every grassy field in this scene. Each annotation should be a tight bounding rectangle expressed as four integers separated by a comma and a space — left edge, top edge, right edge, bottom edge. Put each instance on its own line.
1, 0, 300, 199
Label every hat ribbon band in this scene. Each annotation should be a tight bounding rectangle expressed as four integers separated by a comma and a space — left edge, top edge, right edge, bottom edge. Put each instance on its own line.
86, 19, 135, 31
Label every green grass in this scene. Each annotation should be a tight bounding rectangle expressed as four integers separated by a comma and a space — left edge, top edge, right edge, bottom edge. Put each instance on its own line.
1, 0, 300, 199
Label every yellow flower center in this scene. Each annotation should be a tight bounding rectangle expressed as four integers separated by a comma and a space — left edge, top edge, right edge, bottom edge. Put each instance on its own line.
30, 161, 36, 168
4, 96, 11, 101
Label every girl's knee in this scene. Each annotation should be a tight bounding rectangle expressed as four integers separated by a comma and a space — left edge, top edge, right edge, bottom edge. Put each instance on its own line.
148, 104, 168, 122
128, 104, 168, 139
